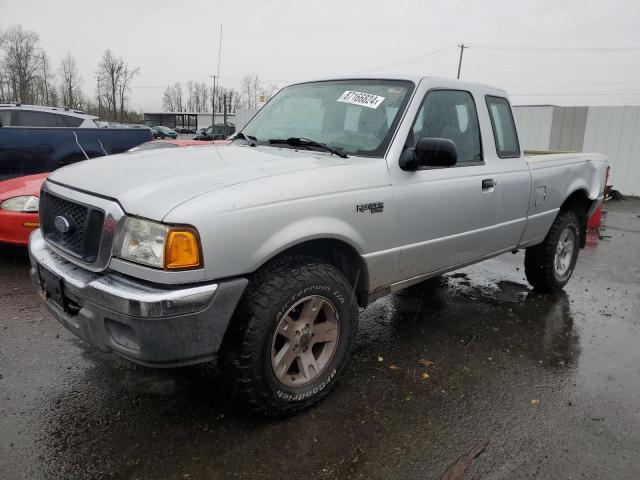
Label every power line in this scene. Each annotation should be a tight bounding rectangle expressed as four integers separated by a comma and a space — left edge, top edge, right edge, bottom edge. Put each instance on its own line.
353, 45, 458, 73
473, 44, 640, 53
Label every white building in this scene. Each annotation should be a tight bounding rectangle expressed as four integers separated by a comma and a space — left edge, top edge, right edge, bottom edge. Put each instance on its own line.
514, 105, 640, 196
143, 112, 235, 131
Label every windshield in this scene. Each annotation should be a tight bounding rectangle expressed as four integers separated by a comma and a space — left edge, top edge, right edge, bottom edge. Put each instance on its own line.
241, 79, 414, 157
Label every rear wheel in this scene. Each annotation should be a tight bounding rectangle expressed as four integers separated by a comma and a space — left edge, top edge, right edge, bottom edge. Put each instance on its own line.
220, 255, 358, 417
525, 210, 581, 293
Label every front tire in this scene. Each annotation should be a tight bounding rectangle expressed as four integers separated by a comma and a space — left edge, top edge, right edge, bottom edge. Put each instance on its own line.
220, 255, 358, 417
525, 210, 581, 293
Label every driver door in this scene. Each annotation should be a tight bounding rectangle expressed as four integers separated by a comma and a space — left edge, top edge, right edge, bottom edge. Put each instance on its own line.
388, 87, 501, 284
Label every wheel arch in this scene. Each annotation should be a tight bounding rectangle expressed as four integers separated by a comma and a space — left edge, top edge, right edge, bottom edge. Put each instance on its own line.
559, 188, 595, 248
257, 237, 370, 308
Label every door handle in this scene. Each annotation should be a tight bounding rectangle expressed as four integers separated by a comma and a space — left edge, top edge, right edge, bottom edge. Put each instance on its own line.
482, 179, 496, 190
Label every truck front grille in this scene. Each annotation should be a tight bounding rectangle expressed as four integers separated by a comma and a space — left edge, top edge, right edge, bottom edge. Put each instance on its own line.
40, 191, 105, 262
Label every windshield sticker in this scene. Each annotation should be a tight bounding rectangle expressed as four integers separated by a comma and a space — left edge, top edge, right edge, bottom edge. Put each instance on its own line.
337, 91, 385, 109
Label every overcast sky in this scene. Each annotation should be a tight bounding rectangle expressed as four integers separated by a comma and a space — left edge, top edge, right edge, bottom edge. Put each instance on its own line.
2, 0, 640, 112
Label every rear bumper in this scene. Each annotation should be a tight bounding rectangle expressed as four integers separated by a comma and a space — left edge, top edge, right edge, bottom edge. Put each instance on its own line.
0, 211, 39, 245
29, 230, 248, 367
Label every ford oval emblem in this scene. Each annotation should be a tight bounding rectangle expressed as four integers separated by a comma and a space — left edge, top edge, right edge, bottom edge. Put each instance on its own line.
54, 215, 71, 233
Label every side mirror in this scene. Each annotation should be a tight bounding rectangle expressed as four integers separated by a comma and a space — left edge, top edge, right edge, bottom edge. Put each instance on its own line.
400, 137, 457, 171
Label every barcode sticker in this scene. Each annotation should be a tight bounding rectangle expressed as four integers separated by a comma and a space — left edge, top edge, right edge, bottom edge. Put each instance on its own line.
337, 91, 385, 109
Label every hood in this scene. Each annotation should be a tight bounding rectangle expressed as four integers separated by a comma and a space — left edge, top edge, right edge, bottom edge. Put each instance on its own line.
0, 173, 49, 200
48, 145, 350, 219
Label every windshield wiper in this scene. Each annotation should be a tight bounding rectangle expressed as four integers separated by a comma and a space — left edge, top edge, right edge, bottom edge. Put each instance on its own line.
233, 132, 257, 146
268, 137, 348, 158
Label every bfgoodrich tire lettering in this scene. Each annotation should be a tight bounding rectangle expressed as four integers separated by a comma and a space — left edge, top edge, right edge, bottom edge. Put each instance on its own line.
220, 255, 358, 417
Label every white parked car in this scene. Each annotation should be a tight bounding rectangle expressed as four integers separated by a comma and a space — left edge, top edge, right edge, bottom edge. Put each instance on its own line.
0, 104, 100, 128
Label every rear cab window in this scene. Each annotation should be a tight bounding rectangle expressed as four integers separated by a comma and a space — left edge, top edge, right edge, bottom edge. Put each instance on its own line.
485, 96, 521, 158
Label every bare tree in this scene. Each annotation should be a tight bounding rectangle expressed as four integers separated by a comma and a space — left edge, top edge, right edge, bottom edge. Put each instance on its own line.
196, 82, 210, 112
118, 66, 139, 121
173, 82, 184, 112
40, 52, 53, 105
96, 49, 139, 122
228, 88, 241, 112
211, 86, 241, 113
186, 81, 196, 111
162, 82, 184, 112
59, 53, 84, 109
0, 29, 9, 103
240, 73, 260, 109
97, 50, 122, 120
2, 24, 43, 104
162, 85, 176, 112
259, 84, 279, 103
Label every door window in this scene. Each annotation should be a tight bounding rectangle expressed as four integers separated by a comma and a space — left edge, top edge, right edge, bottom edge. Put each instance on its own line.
485, 96, 520, 158
15, 110, 78, 127
407, 90, 482, 164
0, 110, 14, 127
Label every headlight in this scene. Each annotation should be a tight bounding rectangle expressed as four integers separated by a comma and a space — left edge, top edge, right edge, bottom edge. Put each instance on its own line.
115, 217, 202, 270
0, 195, 39, 212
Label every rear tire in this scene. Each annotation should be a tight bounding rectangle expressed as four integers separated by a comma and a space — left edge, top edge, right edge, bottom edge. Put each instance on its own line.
525, 210, 581, 293
220, 255, 359, 417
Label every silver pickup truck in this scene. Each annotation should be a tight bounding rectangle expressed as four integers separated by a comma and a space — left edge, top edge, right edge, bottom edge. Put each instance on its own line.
29, 75, 608, 416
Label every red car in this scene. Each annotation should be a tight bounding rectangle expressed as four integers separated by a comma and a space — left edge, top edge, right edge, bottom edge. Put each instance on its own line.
0, 139, 230, 246
0, 172, 47, 245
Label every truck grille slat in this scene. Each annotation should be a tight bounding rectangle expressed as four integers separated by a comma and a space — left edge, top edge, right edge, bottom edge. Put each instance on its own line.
40, 191, 105, 262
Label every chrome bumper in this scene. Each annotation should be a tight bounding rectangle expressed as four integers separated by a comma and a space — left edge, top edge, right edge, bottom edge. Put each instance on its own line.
29, 229, 248, 367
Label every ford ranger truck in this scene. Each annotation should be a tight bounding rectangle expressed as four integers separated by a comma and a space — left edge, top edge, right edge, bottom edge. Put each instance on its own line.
29, 76, 608, 416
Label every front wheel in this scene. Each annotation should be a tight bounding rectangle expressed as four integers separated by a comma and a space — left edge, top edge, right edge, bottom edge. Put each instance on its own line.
525, 210, 581, 293
220, 256, 358, 417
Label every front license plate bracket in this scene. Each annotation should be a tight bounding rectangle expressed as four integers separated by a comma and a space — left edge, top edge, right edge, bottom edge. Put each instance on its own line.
38, 266, 67, 312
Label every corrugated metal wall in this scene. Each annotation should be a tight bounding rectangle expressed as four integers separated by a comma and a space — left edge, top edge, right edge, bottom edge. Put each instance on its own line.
514, 105, 640, 196
549, 107, 588, 152
583, 107, 640, 196
513, 106, 554, 151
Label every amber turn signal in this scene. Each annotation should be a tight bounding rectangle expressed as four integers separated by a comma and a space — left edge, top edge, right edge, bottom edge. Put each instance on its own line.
164, 228, 202, 270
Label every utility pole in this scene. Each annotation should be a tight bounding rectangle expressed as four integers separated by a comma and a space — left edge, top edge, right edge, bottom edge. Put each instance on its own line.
42, 53, 49, 105
210, 75, 216, 127
117, 84, 124, 123
211, 23, 223, 130
457, 43, 468, 79
97, 77, 102, 119
223, 93, 228, 138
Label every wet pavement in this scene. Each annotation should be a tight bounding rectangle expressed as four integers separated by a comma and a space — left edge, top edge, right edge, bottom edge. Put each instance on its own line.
1, 199, 639, 480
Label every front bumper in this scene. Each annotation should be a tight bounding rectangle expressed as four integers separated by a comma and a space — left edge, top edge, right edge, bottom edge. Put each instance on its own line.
29, 230, 248, 367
